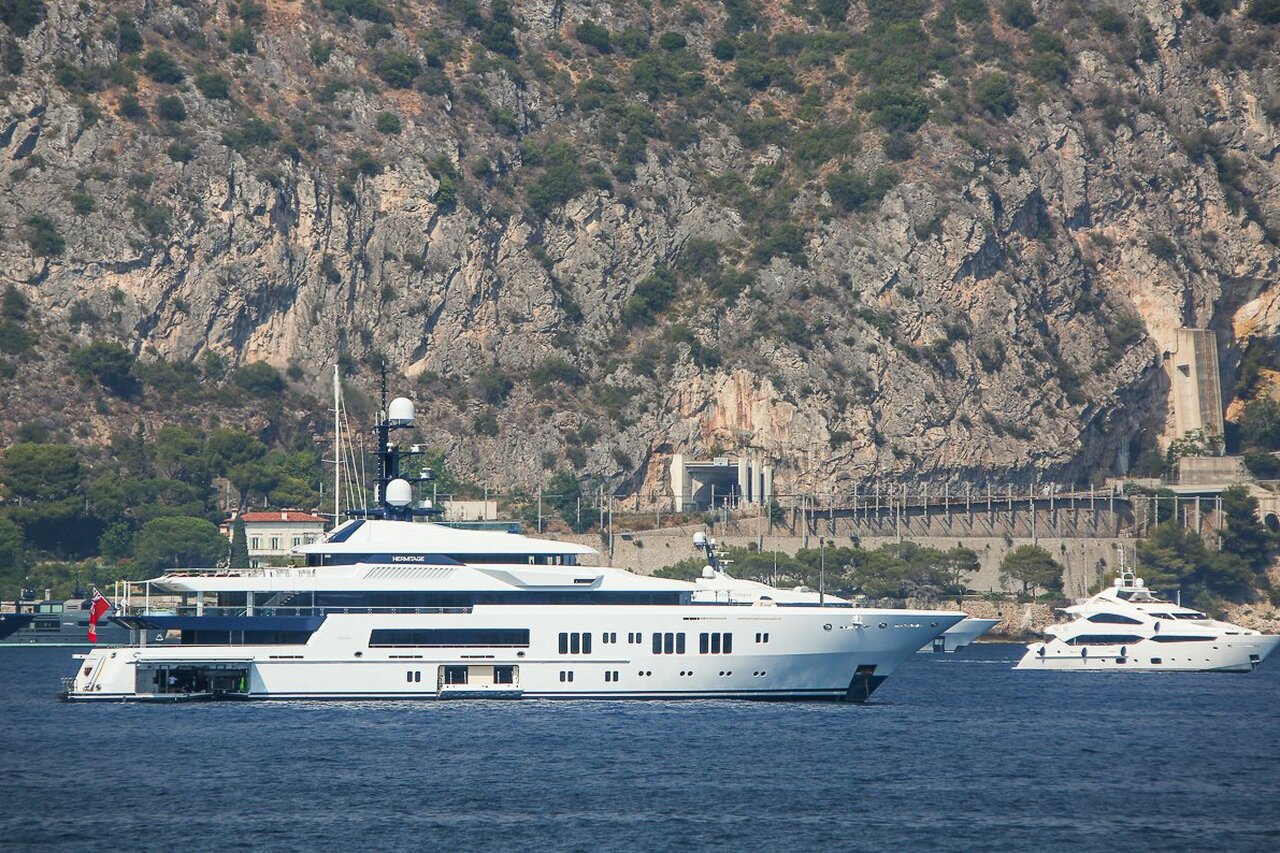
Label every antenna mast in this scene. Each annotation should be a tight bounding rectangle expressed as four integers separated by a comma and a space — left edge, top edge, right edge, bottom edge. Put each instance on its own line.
333, 364, 341, 523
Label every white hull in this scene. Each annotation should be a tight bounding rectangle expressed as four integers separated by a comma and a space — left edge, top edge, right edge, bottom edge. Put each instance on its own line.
918, 617, 999, 653
67, 606, 964, 702
1015, 634, 1280, 673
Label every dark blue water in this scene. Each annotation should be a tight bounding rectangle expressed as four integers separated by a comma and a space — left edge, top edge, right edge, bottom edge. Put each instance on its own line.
2, 645, 1277, 851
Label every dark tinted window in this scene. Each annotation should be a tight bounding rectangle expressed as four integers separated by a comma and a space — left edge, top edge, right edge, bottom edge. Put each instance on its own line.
369, 628, 530, 647
1087, 613, 1142, 625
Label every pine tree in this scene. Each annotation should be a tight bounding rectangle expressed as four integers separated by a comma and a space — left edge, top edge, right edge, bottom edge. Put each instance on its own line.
230, 516, 250, 568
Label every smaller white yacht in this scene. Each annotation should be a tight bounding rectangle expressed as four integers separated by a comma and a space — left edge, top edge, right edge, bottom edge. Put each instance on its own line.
919, 617, 1000, 653
1015, 564, 1279, 673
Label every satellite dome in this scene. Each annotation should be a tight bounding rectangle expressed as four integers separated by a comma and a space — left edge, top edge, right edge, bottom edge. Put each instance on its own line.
387, 397, 416, 426
385, 478, 413, 507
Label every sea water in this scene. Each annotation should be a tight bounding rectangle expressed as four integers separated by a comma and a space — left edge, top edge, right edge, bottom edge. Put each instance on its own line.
1, 645, 1276, 851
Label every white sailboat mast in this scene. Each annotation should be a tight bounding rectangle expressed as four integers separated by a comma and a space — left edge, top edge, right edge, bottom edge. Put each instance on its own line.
333, 364, 341, 523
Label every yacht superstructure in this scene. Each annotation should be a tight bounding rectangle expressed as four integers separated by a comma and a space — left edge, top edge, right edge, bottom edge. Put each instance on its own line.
63, 384, 965, 702
1015, 567, 1278, 673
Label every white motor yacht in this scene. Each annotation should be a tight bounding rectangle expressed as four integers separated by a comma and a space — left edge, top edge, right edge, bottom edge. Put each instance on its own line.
63, 386, 964, 703
919, 617, 1000, 653
1015, 567, 1279, 673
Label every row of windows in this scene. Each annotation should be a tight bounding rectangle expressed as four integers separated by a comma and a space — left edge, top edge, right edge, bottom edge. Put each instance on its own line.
1066, 634, 1218, 647
653, 632, 687, 655
755, 632, 771, 643
249, 535, 318, 551
229, 591, 685, 608
559, 671, 575, 683
370, 628, 530, 647
558, 632, 593, 655
604, 671, 621, 682
699, 632, 733, 654
406, 671, 422, 683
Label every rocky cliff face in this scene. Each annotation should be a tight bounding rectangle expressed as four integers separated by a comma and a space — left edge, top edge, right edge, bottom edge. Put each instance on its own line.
2, 0, 1279, 497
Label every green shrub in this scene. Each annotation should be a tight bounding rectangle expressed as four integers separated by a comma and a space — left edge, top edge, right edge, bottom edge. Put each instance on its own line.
321, 0, 393, 24
127, 195, 171, 239
66, 190, 95, 214
24, 214, 63, 256
826, 168, 899, 214
1001, 0, 1035, 29
349, 148, 382, 176
374, 50, 421, 88
167, 142, 194, 163
621, 267, 678, 326
70, 340, 136, 393
974, 71, 1017, 116
375, 111, 401, 134
222, 117, 278, 150
155, 94, 186, 122
530, 356, 584, 389
527, 141, 587, 217
1248, 0, 1280, 24
857, 83, 929, 132
142, 50, 184, 83
117, 93, 146, 120
229, 26, 255, 54
574, 20, 612, 52
310, 39, 334, 65
195, 72, 231, 99
233, 361, 286, 395
658, 31, 687, 51
0, 0, 47, 37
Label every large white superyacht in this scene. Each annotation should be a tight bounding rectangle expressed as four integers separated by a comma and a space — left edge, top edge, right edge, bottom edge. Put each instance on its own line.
64, 388, 964, 702
1015, 562, 1279, 673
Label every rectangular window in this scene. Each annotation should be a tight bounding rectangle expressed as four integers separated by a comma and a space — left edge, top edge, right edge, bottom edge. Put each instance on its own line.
292, 536, 301, 547
270, 537, 281, 550
724, 634, 732, 654
370, 628, 530, 648
494, 666, 515, 685
663, 633, 674, 654
559, 633, 568, 654
653, 632, 662, 654
443, 666, 467, 685
415, 671, 421, 683
711, 633, 721, 654
676, 633, 685, 654
570, 633, 581, 654
700, 633, 709, 654
583, 633, 592, 654
559, 670, 574, 683
406, 671, 413, 683
250, 536, 260, 550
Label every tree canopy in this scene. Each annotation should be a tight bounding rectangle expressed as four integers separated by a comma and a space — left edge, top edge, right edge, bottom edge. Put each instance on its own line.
132, 516, 227, 575
998, 545, 1063, 596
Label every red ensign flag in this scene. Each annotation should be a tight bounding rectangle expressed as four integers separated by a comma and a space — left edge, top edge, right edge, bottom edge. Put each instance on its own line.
87, 588, 112, 643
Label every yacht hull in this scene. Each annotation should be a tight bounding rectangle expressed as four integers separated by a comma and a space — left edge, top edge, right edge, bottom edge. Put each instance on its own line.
918, 617, 999, 653
65, 606, 962, 702
1015, 634, 1280, 672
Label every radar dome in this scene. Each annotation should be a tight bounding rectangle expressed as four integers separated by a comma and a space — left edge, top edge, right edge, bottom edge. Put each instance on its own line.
387, 397, 416, 426
385, 478, 413, 507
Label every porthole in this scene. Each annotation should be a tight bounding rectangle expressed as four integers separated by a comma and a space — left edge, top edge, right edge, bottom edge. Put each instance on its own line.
878, 622, 887, 629
824, 624, 832, 631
